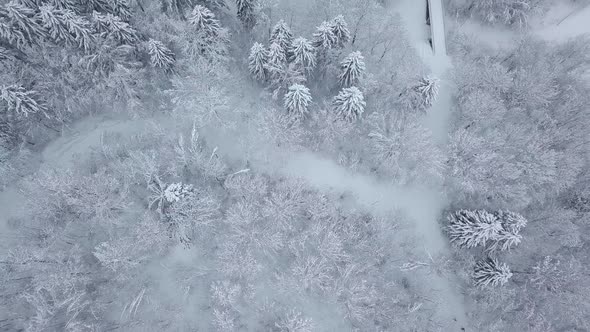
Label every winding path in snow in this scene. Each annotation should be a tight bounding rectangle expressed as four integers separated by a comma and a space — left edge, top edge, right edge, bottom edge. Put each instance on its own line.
0, 1, 469, 329
278, 0, 468, 329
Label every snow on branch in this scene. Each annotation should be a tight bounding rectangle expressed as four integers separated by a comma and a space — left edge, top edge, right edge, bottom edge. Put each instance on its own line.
473, 257, 512, 287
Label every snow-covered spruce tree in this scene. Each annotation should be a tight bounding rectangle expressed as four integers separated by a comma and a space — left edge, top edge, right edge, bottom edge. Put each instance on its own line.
312, 21, 337, 50
147, 38, 175, 70
0, 1, 46, 49
446, 209, 502, 249
284, 84, 312, 121
188, 4, 221, 37
235, 0, 256, 31
109, 0, 132, 21
92, 11, 138, 44
248, 42, 267, 81
338, 51, 365, 87
415, 75, 439, 108
200, 0, 228, 10
159, 0, 189, 16
495, 210, 527, 234
186, 4, 229, 58
269, 19, 293, 55
38, 5, 70, 44
290, 37, 315, 73
473, 257, 513, 287
265, 41, 286, 84
1, 85, 49, 118
37, 5, 94, 51
83, 0, 112, 13
332, 86, 365, 122
398, 76, 440, 112
54, 8, 94, 50
487, 210, 527, 251
329, 15, 350, 48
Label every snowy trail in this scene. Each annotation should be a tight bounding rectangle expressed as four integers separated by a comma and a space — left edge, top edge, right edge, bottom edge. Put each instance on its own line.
0, 114, 152, 240
273, 0, 466, 329
393, 0, 468, 328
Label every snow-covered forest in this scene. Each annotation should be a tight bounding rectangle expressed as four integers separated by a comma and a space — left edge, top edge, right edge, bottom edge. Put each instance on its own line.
0, 0, 589, 331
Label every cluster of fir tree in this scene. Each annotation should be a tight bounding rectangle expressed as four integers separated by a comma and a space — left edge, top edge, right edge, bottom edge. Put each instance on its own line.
446, 209, 528, 287
247, 15, 369, 123
0, 0, 188, 149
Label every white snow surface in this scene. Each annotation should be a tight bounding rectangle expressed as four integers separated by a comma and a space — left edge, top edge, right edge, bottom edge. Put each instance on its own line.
272, 0, 467, 329
533, 2, 590, 40
0, 0, 469, 330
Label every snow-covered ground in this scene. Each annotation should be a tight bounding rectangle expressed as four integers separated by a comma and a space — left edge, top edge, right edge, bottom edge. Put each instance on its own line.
391, 0, 467, 328
532, 1, 590, 40
447, 0, 590, 51
0, 113, 154, 247
276, 0, 468, 329
0, 1, 469, 329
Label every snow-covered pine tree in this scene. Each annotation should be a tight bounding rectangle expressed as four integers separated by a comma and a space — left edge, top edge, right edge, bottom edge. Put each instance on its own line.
487, 210, 527, 251
51, 0, 77, 10
248, 42, 267, 81
1, 1, 46, 49
446, 209, 503, 249
332, 86, 365, 122
200, 0, 228, 10
415, 75, 439, 108
188, 4, 221, 37
329, 15, 350, 48
1, 85, 49, 118
473, 257, 512, 287
312, 21, 337, 50
84, 0, 112, 13
269, 19, 293, 55
147, 38, 175, 70
235, 0, 256, 31
487, 230, 521, 252
265, 41, 286, 84
37, 5, 94, 51
290, 37, 315, 73
186, 4, 229, 59
108, 0, 132, 21
284, 83, 312, 120
92, 12, 138, 44
0, 46, 11, 61
57, 8, 94, 51
338, 51, 365, 88
159, 0, 191, 16
38, 5, 70, 44
495, 210, 527, 234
